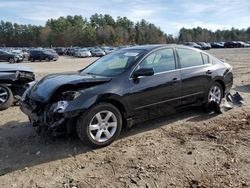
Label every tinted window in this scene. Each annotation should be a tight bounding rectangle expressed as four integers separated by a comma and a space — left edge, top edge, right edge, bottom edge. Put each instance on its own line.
137, 48, 176, 73
201, 53, 210, 64
177, 48, 203, 68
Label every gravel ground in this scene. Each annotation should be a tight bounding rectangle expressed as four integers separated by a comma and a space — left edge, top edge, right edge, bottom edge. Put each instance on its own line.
0, 48, 250, 188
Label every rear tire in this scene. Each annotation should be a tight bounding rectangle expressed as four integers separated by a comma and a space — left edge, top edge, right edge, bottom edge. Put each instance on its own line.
0, 85, 14, 111
76, 103, 122, 148
204, 82, 223, 110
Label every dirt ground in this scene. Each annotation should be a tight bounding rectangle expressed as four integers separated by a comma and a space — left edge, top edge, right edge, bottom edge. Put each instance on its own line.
0, 48, 250, 188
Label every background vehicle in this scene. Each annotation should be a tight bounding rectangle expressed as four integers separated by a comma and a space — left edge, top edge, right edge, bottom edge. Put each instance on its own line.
183, 42, 201, 49
55, 47, 66, 55
197, 42, 211, 50
224, 41, 240, 48
0, 63, 35, 110
0, 50, 18, 63
21, 45, 233, 148
238, 41, 250, 47
74, 48, 92, 58
210, 42, 224, 48
91, 48, 106, 57
101, 47, 114, 54
29, 50, 59, 62
10, 50, 24, 62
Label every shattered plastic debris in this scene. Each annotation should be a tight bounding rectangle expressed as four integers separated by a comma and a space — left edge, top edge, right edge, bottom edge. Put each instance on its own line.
209, 92, 244, 113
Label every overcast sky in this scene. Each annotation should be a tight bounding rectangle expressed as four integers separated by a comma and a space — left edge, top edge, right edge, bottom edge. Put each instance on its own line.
0, 0, 249, 35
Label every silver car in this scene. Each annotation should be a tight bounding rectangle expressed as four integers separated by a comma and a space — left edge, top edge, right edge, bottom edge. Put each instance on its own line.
75, 48, 92, 58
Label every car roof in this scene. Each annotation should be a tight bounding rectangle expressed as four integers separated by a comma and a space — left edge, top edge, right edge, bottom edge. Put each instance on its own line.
121, 44, 197, 52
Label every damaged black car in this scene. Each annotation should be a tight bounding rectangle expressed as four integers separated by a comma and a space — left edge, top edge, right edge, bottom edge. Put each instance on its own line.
20, 45, 233, 148
0, 63, 35, 110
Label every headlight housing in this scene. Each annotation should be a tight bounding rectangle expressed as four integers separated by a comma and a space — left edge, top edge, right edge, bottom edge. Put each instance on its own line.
51, 91, 81, 113
53, 101, 68, 113
61, 91, 81, 101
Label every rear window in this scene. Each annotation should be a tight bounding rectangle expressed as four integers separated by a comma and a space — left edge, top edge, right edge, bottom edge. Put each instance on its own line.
177, 48, 204, 68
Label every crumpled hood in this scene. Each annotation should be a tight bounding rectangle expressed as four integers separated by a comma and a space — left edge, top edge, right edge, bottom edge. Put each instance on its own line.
0, 63, 33, 72
29, 72, 111, 102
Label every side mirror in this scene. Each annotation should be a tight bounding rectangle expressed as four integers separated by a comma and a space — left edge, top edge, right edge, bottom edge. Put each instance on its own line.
133, 68, 154, 78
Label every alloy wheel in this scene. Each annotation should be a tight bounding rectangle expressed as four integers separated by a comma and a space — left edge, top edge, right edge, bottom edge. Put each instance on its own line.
9, 58, 15, 63
89, 110, 117, 143
0, 86, 8, 105
208, 85, 222, 104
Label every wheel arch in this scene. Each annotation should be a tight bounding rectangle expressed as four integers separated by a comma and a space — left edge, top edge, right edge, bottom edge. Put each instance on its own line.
98, 98, 128, 129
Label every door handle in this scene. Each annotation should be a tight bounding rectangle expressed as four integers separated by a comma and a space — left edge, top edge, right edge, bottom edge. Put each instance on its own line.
206, 70, 213, 74
171, 77, 179, 84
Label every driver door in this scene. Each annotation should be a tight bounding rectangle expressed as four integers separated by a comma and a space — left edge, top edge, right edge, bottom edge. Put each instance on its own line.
126, 48, 181, 117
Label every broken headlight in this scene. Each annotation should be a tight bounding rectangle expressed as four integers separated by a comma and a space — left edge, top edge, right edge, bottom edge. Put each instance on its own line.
61, 91, 81, 101
52, 91, 81, 113
53, 101, 69, 113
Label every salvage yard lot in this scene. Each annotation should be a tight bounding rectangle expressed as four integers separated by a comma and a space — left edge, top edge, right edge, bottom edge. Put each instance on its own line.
0, 48, 250, 187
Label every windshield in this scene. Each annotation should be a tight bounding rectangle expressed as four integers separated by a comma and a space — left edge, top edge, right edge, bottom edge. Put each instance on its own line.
81, 50, 143, 77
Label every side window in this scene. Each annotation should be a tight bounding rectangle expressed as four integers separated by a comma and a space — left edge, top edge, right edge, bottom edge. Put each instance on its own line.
201, 53, 210, 64
137, 48, 176, 73
177, 48, 204, 68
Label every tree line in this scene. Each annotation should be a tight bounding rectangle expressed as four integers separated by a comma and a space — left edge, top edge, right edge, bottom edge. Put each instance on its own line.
0, 14, 249, 47
178, 27, 250, 42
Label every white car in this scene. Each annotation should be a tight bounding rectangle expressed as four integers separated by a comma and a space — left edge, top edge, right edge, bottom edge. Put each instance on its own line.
75, 48, 92, 58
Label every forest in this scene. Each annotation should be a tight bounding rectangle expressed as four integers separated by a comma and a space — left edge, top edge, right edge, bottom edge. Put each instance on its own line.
0, 14, 249, 47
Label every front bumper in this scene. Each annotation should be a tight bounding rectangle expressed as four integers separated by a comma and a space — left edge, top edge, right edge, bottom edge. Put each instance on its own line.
20, 100, 82, 131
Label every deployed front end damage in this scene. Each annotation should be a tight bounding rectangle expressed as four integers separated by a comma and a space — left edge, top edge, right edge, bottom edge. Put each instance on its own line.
20, 75, 110, 135
21, 91, 81, 135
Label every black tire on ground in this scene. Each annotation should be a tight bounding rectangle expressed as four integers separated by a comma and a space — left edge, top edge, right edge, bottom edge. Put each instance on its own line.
204, 82, 223, 110
76, 103, 122, 148
0, 85, 14, 111
8, 58, 15, 64
30, 58, 35, 62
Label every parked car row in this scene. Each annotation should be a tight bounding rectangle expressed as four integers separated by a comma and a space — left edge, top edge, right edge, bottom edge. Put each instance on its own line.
183, 41, 250, 49
1, 40, 249, 64
64, 46, 116, 58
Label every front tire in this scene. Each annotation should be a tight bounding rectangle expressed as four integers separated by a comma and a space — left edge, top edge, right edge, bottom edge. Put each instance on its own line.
76, 103, 122, 148
8, 58, 15, 64
0, 85, 14, 110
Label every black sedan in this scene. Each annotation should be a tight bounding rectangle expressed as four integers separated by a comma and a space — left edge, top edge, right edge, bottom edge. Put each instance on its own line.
20, 45, 233, 148
0, 64, 35, 110
29, 50, 59, 62
0, 50, 18, 63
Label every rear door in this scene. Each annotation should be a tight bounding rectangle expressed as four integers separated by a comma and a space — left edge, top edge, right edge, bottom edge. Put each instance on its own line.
176, 48, 213, 105
126, 48, 181, 117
